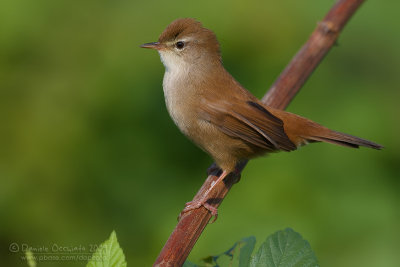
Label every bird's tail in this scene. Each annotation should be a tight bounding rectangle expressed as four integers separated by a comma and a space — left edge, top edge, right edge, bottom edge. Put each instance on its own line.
268, 108, 383, 150
304, 129, 383, 149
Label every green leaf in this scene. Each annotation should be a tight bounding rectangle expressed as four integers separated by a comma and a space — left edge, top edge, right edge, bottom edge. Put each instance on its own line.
250, 228, 318, 267
182, 261, 198, 267
186, 236, 256, 267
86, 231, 127, 267
237, 236, 256, 267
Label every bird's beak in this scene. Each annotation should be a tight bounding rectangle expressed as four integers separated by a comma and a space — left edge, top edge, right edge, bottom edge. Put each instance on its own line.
140, 42, 163, 50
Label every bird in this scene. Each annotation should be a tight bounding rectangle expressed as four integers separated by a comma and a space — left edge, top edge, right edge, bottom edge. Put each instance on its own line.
140, 18, 382, 217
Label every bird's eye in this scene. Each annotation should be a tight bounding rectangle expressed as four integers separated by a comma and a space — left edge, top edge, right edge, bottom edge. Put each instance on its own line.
175, 41, 185, 50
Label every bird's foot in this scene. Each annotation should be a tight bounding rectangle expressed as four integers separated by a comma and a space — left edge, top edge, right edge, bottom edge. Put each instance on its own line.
178, 170, 229, 223
179, 199, 218, 223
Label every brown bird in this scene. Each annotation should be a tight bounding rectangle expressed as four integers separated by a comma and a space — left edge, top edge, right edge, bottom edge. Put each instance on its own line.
141, 18, 382, 216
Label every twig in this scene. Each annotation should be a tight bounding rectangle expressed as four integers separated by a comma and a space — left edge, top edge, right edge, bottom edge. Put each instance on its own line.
154, 0, 365, 266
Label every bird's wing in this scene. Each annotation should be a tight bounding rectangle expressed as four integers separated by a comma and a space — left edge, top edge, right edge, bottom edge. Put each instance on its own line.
200, 99, 297, 152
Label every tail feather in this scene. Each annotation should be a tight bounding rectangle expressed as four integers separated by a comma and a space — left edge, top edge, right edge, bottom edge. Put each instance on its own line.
267, 107, 383, 150
306, 131, 383, 150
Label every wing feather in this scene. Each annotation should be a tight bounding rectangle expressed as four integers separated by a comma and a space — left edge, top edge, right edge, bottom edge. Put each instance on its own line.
201, 100, 297, 152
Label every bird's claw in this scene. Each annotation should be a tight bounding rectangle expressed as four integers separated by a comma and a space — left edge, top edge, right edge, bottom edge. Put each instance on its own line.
178, 200, 218, 223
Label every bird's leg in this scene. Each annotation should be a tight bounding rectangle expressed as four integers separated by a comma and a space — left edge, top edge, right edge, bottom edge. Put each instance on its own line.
179, 170, 229, 221
207, 163, 222, 176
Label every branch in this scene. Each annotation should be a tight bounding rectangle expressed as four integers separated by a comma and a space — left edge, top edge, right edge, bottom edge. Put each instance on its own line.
154, 0, 365, 266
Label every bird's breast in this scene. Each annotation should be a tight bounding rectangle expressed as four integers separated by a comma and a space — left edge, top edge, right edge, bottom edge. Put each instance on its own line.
162, 68, 199, 136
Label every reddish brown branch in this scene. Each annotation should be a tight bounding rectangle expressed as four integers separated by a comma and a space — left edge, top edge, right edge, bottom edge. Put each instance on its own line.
154, 0, 365, 266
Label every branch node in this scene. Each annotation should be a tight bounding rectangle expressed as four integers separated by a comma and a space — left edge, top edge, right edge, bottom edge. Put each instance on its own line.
318, 21, 340, 35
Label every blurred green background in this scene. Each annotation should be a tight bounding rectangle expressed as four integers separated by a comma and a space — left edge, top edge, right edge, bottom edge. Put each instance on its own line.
1, 0, 399, 266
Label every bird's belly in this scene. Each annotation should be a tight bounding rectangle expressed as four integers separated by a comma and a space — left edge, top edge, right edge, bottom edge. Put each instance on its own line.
166, 103, 192, 135
190, 120, 266, 171
165, 99, 216, 152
